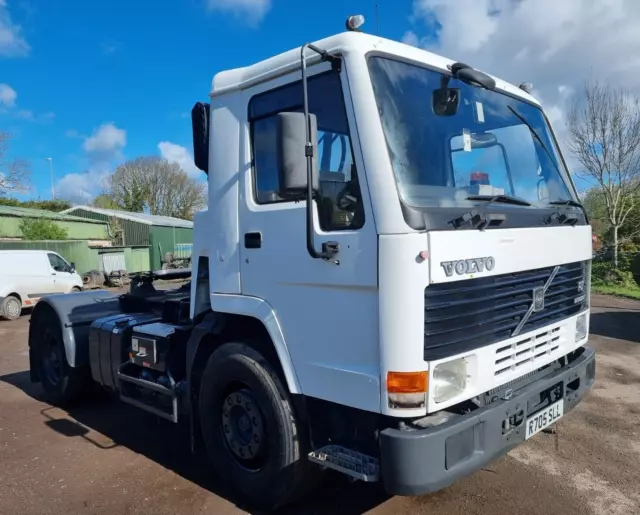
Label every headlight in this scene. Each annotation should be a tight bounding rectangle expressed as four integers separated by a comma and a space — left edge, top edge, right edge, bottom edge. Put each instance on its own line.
575, 313, 587, 342
433, 357, 467, 403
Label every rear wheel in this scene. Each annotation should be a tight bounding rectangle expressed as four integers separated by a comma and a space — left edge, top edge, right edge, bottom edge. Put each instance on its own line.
0, 295, 22, 321
33, 309, 91, 405
199, 342, 318, 510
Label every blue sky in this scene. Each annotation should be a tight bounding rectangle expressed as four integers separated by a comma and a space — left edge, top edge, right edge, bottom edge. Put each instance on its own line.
0, 0, 414, 202
2, 0, 635, 203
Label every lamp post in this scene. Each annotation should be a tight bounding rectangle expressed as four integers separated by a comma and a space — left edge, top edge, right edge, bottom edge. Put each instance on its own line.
45, 157, 55, 200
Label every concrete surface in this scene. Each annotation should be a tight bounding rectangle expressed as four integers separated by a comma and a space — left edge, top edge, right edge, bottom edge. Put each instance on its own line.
1, 294, 639, 515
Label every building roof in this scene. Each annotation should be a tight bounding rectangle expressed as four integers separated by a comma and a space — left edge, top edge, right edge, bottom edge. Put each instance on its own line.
61, 205, 194, 228
211, 31, 538, 106
0, 205, 107, 224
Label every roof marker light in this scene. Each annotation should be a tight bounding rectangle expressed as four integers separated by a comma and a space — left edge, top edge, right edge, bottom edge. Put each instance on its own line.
519, 82, 533, 94
346, 15, 365, 32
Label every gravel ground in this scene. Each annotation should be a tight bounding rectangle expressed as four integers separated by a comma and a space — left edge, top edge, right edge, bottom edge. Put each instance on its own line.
1, 294, 639, 515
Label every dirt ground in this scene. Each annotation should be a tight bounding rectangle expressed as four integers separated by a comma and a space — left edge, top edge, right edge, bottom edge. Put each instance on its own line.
1, 294, 639, 515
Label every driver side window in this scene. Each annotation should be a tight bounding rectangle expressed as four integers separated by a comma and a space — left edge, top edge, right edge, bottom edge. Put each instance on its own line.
249, 72, 365, 231
47, 253, 68, 272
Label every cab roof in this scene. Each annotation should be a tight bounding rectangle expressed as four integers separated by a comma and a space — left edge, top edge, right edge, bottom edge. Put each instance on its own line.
210, 31, 539, 106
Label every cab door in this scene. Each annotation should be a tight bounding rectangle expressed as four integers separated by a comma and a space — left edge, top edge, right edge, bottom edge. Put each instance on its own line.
238, 66, 381, 412
47, 252, 75, 293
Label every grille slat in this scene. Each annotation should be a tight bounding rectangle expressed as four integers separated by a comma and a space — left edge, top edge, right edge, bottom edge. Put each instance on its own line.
424, 261, 587, 360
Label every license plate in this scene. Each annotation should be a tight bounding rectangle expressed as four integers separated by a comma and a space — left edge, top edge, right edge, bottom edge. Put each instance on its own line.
525, 399, 564, 439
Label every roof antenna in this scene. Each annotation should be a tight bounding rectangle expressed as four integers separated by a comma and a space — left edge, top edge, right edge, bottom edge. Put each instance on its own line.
375, 1, 379, 35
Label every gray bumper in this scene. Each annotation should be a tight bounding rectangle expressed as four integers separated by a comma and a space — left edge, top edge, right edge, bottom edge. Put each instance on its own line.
379, 346, 596, 496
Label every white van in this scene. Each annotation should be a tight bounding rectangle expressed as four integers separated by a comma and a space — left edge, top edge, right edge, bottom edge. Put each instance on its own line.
0, 250, 83, 320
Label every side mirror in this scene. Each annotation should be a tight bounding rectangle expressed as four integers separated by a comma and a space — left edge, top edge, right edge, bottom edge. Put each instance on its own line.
191, 102, 210, 174
276, 112, 319, 197
70, 262, 76, 273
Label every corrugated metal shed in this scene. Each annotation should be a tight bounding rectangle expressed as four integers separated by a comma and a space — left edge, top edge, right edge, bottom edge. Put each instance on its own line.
61, 206, 193, 228
0, 205, 110, 241
62, 206, 194, 269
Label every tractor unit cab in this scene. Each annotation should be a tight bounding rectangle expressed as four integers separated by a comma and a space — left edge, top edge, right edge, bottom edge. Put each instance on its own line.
28, 16, 595, 511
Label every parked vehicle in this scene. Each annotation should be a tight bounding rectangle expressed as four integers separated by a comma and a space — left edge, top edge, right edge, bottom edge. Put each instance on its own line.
27, 16, 595, 511
0, 250, 82, 320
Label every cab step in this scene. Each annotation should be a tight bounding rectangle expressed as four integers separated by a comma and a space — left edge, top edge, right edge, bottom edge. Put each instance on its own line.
308, 445, 379, 482
117, 362, 178, 423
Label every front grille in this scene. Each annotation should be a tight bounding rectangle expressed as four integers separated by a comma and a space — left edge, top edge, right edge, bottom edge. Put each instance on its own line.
424, 261, 587, 360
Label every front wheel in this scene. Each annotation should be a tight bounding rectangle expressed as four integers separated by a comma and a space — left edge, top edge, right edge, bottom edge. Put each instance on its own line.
199, 342, 318, 510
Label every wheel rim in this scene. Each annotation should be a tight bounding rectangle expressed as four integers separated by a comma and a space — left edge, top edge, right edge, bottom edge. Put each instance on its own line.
5, 298, 20, 319
221, 388, 267, 471
41, 330, 62, 386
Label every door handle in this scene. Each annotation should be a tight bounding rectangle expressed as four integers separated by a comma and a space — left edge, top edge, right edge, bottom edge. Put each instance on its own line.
244, 232, 262, 249
51, 273, 57, 276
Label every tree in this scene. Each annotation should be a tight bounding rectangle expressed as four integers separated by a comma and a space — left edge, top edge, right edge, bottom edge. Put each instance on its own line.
19, 218, 68, 240
91, 194, 119, 209
106, 156, 206, 219
567, 78, 640, 268
0, 131, 30, 195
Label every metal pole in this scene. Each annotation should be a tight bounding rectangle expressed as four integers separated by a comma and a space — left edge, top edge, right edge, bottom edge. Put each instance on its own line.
46, 157, 55, 200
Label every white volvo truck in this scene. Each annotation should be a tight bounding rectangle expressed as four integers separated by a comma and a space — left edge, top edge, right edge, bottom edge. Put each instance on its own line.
28, 18, 595, 511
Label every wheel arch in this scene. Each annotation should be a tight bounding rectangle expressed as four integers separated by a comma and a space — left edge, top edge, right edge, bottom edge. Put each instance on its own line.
187, 294, 301, 397
28, 290, 121, 374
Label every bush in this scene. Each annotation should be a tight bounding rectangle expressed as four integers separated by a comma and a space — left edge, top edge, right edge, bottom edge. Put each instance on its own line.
19, 218, 68, 240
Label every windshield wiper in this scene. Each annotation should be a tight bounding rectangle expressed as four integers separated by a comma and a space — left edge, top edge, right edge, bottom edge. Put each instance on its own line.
467, 194, 532, 206
548, 199, 584, 209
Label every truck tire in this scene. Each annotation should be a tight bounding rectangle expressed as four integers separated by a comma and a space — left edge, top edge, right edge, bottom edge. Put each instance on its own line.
199, 342, 317, 510
32, 308, 90, 405
0, 295, 22, 321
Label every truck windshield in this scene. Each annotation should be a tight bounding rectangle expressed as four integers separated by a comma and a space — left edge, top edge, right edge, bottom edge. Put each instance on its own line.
367, 56, 574, 210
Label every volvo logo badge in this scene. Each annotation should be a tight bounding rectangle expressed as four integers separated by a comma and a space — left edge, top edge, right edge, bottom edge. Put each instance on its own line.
440, 256, 495, 277
533, 287, 545, 312
512, 265, 561, 337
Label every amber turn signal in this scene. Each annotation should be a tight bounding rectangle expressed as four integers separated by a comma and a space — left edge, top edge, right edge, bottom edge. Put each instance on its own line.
387, 371, 428, 393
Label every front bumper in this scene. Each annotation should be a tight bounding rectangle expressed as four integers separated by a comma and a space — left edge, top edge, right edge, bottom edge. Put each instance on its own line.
379, 345, 596, 496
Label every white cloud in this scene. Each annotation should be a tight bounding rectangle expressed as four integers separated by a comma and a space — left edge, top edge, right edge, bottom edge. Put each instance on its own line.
206, 0, 271, 25
83, 122, 126, 161
0, 82, 16, 106
56, 123, 127, 202
158, 141, 200, 177
56, 169, 110, 205
405, 0, 640, 175
0, 0, 30, 57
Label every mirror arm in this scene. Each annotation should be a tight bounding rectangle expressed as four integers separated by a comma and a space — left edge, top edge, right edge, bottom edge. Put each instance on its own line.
301, 43, 340, 261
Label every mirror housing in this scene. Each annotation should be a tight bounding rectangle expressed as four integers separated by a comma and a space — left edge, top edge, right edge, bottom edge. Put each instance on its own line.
470, 133, 498, 149
70, 262, 76, 273
432, 87, 460, 116
276, 112, 319, 197
191, 102, 210, 174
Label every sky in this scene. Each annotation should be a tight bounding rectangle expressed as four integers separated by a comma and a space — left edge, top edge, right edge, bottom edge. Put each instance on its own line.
2, 0, 640, 203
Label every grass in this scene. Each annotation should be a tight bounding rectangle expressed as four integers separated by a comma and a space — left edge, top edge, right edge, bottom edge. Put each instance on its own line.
592, 284, 640, 300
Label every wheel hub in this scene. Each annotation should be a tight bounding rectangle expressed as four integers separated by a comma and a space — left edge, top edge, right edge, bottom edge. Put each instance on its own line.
221, 389, 265, 464
6, 298, 20, 319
